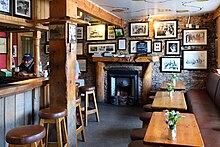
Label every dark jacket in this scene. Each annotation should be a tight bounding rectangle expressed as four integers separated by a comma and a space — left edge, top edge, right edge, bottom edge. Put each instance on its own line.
19, 61, 34, 73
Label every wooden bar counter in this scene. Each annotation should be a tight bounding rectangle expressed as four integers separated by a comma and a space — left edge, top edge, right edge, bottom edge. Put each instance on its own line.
0, 77, 49, 147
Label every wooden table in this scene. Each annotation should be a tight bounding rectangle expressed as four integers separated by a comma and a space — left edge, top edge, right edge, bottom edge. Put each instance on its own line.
144, 112, 204, 147
160, 81, 185, 91
152, 91, 187, 111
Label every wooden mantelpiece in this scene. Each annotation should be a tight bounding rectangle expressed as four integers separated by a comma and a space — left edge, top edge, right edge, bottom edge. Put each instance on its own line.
92, 56, 159, 104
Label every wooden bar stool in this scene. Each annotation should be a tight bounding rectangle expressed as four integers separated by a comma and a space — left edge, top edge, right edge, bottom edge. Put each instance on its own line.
79, 86, 100, 126
76, 98, 86, 147
39, 107, 68, 147
6, 125, 46, 147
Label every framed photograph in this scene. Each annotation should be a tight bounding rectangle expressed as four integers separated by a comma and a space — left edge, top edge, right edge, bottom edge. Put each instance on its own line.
154, 20, 178, 39
129, 22, 149, 37
46, 31, 49, 42
87, 25, 105, 41
153, 41, 162, 52
0, 0, 11, 15
69, 23, 77, 43
78, 58, 87, 72
160, 57, 181, 73
182, 50, 207, 69
88, 43, 116, 54
0, 38, 7, 54
77, 26, 84, 40
14, 0, 32, 19
107, 26, 115, 40
118, 38, 126, 50
129, 40, 151, 54
165, 40, 181, 56
114, 28, 124, 37
182, 29, 207, 46
77, 42, 84, 55
45, 45, 49, 54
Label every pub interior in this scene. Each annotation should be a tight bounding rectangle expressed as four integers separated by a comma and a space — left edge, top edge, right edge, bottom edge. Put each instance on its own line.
0, 0, 220, 147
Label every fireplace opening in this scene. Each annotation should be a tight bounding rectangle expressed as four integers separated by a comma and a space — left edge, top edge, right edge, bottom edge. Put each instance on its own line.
108, 70, 138, 106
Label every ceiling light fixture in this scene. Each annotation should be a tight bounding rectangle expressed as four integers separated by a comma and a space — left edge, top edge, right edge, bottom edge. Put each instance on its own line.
195, 0, 208, 2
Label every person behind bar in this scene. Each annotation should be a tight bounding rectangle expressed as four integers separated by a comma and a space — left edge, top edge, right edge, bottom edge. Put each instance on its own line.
19, 53, 34, 76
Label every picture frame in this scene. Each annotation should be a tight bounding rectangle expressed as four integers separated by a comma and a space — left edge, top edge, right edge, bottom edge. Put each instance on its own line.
182, 29, 207, 46
129, 40, 151, 54
78, 58, 87, 72
86, 25, 105, 41
46, 31, 49, 42
154, 20, 178, 39
69, 23, 77, 44
0, 0, 11, 15
118, 38, 126, 50
136, 40, 152, 54
129, 22, 149, 37
153, 41, 162, 52
182, 50, 207, 69
77, 26, 84, 40
114, 28, 124, 37
0, 38, 7, 54
14, 0, 32, 19
77, 42, 84, 55
88, 43, 116, 54
160, 57, 181, 73
45, 45, 49, 54
165, 40, 181, 56
107, 26, 115, 40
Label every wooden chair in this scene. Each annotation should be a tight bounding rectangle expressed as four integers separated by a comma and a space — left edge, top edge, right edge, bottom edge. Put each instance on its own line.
6, 125, 46, 147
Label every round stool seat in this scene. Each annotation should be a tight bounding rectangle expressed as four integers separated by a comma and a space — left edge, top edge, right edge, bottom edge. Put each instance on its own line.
128, 140, 155, 147
79, 86, 95, 92
6, 125, 46, 145
39, 107, 67, 119
130, 128, 147, 140
139, 112, 152, 123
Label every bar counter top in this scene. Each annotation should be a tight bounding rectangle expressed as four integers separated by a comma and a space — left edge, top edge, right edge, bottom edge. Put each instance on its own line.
0, 77, 49, 97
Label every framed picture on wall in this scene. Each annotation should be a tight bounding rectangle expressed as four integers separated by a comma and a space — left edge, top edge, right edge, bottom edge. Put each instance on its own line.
88, 43, 116, 54
114, 28, 124, 37
153, 41, 162, 52
160, 57, 181, 73
14, 0, 32, 19
45, 45, 49, 54
46, 31, 50, 42
107, 26, 115, 40
77, 26, 84, 40
0, 38, 7, 54
118, 38, 126, 50
154, 20, 178, 39
129, 22, 149, 37
182, 50, 207, 69
182, 29, 207, 46
77, 42, 84, 55
129, 40, 151, 54
165, 40, 180, 56
78, 58, 87, 72
129, 40, 140, 54
0, 0, 11, 15
87, 25, 105, 41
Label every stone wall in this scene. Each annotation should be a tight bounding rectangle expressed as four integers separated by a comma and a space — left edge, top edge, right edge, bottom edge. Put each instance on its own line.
78, 13, 217, 93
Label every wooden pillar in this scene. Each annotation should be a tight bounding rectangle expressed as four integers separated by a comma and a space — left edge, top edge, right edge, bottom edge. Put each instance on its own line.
217, 17, 220, 68
49, 0, 77, 146
142, 63, 152, 104
7, 33, 12, 70
96, 62, 105, 102
33, 31, 41, 76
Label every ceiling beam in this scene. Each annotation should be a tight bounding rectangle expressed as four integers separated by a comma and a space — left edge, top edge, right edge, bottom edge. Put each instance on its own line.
214, 6, 220, 19
74, 0, 124, 27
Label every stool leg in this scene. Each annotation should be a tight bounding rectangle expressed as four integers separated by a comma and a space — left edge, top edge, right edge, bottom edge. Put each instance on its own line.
79, 103, 86, 142
61, 117, 68, 145
56, 118, 63, 147
92, 91, 100, 122
84, 92, 89, 126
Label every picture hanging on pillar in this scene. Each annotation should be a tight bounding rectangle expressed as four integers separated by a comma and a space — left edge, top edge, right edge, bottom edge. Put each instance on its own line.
69, 23, 77, 44
160, 57, 181, 73
14, 0, 32, 19
0, 0, 11, 15
0, 38, 7, 54
87, 25, 106, 41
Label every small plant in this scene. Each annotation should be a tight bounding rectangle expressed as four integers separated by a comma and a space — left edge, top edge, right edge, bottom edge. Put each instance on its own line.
171, 73, 177, 79
164, 110, 181, 130
167, 83, 173, 91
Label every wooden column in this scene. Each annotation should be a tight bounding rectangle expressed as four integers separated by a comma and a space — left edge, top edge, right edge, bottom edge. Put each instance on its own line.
6, 33, 12, 70
33, 31, 41, 76
50, 0, 77, 146
217, 17, 220, 68
96, 62, 105, 102
142, 63, 152, 104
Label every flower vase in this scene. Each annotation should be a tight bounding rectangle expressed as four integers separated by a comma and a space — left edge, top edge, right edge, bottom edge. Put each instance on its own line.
172, 79, 176, 86
169, 91, 173, 97
168, 127, 176, 140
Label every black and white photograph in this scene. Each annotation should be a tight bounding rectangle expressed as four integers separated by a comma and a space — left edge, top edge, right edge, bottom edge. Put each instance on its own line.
87, 25, 105, 41
45, 45, 49, 54
88, 43, 116, 54
154, 20, 177, 39
77, 26, 84, 40
183, 50, 207, 69
107, 26, 115, 40
14, 0, 31, 19
77, 42, 83, 55
0, 0, 11, 15
129, 40, 151, 54
78, 58, 87, 72
69, 23, 77, 44
129, 40, 140, 54
160, 57, 181, 73
165, 40, 180, 56
153, 41, 162, 52
129, 22, 149, 37
182, 29, 207, 46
